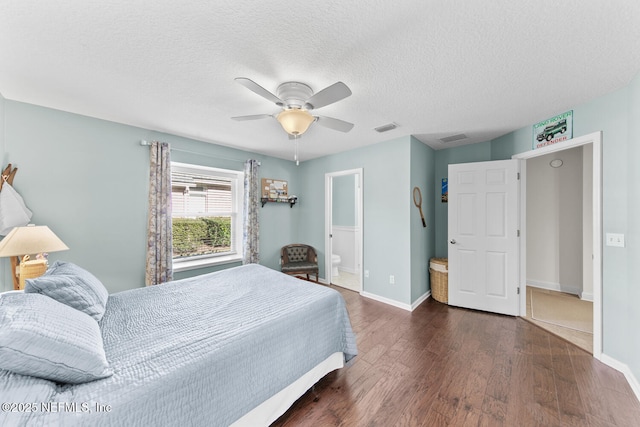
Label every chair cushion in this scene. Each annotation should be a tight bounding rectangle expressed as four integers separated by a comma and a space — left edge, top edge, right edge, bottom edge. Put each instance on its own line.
281, 261, 318, 273
286, 247, 308, 262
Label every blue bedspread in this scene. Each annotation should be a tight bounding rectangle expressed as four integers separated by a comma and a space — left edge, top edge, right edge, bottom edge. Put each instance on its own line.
0, 264, 357, 426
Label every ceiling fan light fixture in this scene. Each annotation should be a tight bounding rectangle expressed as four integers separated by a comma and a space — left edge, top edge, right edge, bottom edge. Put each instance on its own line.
276, 108, 315, 136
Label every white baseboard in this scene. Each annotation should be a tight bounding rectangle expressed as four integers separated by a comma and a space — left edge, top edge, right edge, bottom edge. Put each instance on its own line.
411, 291, 431, 311
337, 266, 358, 274
361, 291, 412, 311
527, 280, 580, 296
360, 290, 431, 312
600, 353, 640, 403
580, 291, 594, 301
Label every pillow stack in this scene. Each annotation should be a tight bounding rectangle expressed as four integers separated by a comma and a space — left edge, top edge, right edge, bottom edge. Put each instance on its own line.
0, 261, 112, 384
24, 260, 109, 321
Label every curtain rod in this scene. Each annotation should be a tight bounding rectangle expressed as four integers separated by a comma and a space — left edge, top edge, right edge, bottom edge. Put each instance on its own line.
140, 140, 259, 165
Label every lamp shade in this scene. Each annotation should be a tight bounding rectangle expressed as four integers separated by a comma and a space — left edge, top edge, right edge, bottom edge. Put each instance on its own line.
0, 225, 69, 257
276, 108, 315, 135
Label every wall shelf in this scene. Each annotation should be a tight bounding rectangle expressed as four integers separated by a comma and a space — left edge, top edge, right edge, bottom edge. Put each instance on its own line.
261, 197, 296, 208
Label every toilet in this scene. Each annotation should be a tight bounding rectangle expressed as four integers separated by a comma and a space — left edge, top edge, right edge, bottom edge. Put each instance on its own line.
331, 254, 341, 277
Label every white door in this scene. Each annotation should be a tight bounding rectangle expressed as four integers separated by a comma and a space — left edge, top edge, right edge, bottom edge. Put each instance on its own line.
448, 159, 520, 315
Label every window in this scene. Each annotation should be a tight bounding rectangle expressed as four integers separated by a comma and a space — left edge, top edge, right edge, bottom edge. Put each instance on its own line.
171, 162, 244, 271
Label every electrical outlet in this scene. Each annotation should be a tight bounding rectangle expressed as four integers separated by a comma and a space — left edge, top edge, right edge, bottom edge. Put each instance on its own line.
389, 275, 395, 284
606, 233, 625, 247
364, 270, 369, 278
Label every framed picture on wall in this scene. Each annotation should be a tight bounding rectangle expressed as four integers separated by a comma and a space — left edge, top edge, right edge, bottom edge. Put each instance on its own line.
533, 110, 573, 149
441, 178, 448, 203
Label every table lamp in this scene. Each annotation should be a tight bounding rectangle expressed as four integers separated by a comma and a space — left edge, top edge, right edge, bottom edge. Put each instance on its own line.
0, 224, 69, 290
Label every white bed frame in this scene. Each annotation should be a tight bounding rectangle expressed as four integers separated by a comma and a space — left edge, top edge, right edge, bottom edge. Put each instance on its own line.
231, 352, 344, 426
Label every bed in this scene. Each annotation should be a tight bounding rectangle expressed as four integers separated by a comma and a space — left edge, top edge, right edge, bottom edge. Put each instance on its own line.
0, 262, 358, 426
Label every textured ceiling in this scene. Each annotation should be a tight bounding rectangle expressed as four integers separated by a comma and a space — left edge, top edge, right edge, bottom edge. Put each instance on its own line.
1, 1, 639, 161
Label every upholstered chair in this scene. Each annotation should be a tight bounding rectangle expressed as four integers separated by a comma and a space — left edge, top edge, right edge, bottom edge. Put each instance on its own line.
280, 244, 319, 283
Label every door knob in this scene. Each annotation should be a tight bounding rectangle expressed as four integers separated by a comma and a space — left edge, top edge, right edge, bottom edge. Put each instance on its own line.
450, 239, 456, 244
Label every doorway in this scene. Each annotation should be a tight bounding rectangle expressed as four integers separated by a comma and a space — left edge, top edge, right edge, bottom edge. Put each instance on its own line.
324, 169, 363, 292
514, 131, 602, 359
523, 145, 593, 353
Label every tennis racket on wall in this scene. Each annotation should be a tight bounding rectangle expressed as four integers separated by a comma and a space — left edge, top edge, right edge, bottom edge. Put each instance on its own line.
413, 186, 426, 228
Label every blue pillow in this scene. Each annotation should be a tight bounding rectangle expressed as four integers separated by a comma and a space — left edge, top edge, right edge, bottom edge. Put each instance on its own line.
25, 261, 109, 321
0, 292, 113, 384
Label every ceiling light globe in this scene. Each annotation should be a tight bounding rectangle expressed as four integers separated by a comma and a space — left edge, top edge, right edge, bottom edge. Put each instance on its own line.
276, 109, 314, 136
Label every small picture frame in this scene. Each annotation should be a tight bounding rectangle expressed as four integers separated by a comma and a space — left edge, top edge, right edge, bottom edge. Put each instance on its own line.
441, 178, 448, 203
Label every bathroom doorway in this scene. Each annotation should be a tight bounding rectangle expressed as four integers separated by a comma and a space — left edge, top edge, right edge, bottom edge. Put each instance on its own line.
325, 169, 363, 292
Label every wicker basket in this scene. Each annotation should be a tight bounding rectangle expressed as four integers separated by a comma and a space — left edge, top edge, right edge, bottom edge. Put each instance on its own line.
429, 258, 448, 304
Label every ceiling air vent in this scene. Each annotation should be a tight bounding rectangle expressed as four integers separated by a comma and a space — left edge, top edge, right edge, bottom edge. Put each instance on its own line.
374, 122, 398, 133
440, 133, 467, 143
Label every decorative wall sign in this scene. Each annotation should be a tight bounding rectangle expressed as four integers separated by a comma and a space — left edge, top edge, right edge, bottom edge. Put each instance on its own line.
441, 178, 448, 203
533, 110, 573, 149
261, 178, 288, 201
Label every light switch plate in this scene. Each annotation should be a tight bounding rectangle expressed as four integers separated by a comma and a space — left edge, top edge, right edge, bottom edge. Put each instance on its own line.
606, 233, 625, 247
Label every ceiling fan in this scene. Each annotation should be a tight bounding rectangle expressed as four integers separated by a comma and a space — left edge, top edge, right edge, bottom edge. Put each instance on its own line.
231, 77, 354, 138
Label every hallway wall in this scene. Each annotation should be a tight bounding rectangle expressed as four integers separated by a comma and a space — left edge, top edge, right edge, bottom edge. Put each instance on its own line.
526, 147, 585, 295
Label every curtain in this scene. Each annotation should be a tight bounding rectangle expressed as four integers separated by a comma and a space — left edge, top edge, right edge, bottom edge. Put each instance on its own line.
145, 141, 173, 285
242, 159, 260, 264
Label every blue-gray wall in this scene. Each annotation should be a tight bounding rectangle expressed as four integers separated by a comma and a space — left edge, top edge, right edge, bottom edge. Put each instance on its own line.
332, 174, 356, 226
298, 136, 415, 304
0, 100, 299, 293
628, 71, 640, 387
297, 135, 436, 306
434, 140, 492, 256
410, 137, 435, 303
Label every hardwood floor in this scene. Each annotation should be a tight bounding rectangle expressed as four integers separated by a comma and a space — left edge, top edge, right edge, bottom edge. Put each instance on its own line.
273, 288, 640, 426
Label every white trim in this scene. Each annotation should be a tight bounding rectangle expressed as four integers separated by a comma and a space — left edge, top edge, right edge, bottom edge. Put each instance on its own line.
171, 161, 243, 179
172, 253, 242, 272
331, 226, 360, 274
170, 161, 245, 271
331, 225, 360, 232
580, 291, 594, 302
527, 280, 580, 296
600, 353, 640, 403
360, 290, 431, 312
361, 291, 412, 311
411, 291, 431, 311
513, 131, 603, 360
338, 266, 358, 274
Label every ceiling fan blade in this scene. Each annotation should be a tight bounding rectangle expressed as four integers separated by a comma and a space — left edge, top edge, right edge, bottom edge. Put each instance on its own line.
235, 77, 283, 105
231, 114, 273, 121
304, 82, 352, 110
315, 116, 354, 133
